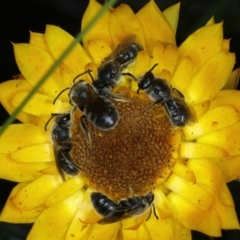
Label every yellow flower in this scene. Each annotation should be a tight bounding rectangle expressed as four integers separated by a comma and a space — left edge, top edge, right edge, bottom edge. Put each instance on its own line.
0, 0, 240, 239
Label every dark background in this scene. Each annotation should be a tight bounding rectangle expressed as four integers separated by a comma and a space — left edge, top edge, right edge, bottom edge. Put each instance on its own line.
0, 0, 240, 239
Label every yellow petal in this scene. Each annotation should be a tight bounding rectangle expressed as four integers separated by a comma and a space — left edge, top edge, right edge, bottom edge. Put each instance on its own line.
169, 219, 192, 240
144, 218, 174, 240
13, 43, 66, 98
170, 56, 194, 93
13, 74, 25, 80
77, 188, 102, 224
33, 115, 54, 129
150, 43, 179, 78
179, 23, 223, 74
11, 143, 54, 162
187, 159, 239, 229
215, 199, 240, 229
159, 69, 171, 82
163, 2, 180, 34
168, 192, 222, 237
0, 124, 49, 154
27, 191, 82, 240
0, 154, 51, 182
40, 164, 58, 175
136, 0, 175, 53
29, 32, 49, 51
12, 175, 62, 210
0, 80, 36, 123
84, 39, 112, 66
122, 219, 138, 239
187, 158, 234, 206
154, 187, 173, 220
44, 177, 85, 207
130, 50, 151, 92
222, 38, 230, 52
45, 25, 91, 74
180, 142, 229, 158
59, 62, 77, 87
109, 4, 145, 47
210, 155, 240, 182
136, 224, 151, 240
148, 41, 164, 75
192, 100, 210, 119
133, 51, 151, 77
223, 67, 240, 89
197, 121, 240, 156
210, 89, 240, 112
185, 51, 235, 104
172, 162, 196, 183
11, 90, 71, 116
206, 16, 215, 25
81, 0, 113, 49
82, 222, 120, 240
65, 212, 90, 240
164, 173, 213, 210
183, 106, 240, 140
123, 212, 149, 231
0, 182, 43, 223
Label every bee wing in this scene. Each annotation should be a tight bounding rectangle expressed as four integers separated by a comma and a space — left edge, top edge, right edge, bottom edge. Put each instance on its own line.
173, 97, 197, 125
171, 88, 197, 125
97, 207, 133, 224
102, 35, 137, 64
53, 141, 66, 182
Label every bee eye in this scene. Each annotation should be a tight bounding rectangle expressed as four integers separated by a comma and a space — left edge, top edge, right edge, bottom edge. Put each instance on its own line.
111, 73, 116, 79
63, 116, 70, 121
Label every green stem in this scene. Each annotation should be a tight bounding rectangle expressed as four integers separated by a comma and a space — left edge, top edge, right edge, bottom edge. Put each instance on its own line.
0, 0, 117, 136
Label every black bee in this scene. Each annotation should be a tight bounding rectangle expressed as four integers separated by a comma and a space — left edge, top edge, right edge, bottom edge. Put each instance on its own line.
68, 79, 119, 144
53, 70, 119, 145
93, 35, 143, 96
47, 113, 80, 181
124, 64, 196, 127
91, 192, 157, 224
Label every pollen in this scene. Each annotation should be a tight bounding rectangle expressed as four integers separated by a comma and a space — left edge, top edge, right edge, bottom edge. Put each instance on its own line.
72, 93, 176, 200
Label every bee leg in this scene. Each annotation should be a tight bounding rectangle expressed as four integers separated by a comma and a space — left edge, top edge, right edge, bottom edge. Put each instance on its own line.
60, 150, 80, 175
112, 94, 131, 102
122, 72, 138, 82
143, 99, 163, 113
55, 148, 79, 182
98, 87, 113, 98
55, 152, 66, 182
162, 101, 175, 128
80, 115, 92, 147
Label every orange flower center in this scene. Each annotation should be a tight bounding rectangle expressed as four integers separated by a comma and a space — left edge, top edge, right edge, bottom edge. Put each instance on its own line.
72, 92, 177, 200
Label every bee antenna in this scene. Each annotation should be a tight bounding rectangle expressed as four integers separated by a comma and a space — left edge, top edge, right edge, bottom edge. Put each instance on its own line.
145, 204, 159, 221
87, 70, 95, 83
128, 186, 134, 197
152, 204, 159, 220
53, 87, 70, 105
137, 88, 140, 94
122, 72, 138, 82
143, 99, 163, 113
145, 207, 152, 221
73, 69, 92, 83
44, 113, 58, 131
148, 63, 159, 73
